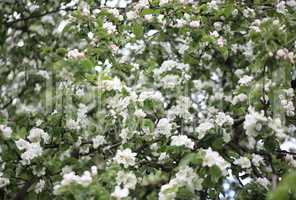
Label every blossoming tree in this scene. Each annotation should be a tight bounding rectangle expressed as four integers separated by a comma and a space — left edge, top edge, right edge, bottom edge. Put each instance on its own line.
1, 0, 296, 199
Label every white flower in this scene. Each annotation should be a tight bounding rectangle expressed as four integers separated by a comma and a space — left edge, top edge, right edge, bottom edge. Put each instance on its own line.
20, 143, 43, 165
138, 90, 164, 102
116, 171, 137, 189
238, 75, 253, 86
285, 154, 296, 167
240, 40, 254, 59
134, 109, 146, 118
159, 166, 202, 200
114, 148, 137, 168
252, 154, 264, 167
196, 122, 214, 139
159, 152, 169, 161
215, 112, 234, 127
232, 93, 247, 105
159, 0, 169, 6
276, 1, 287, 14
243, 107, 267, 137
92, 135, 106, 149
203, 148, 230, 175
98, 77, 122, 92
15, 139, 30, 150
91, 166, 98, 176
174, 166, 198, 188
0, 177, 10, 188
234, 157, 251, 168
112, 186, 129, 199
0, 125, 12, 139
67, 49, 85, 59
77, 171, 92, 187
256, 177, 270, 188
105, 0, 132, 8
103, 21, 116, 34
28, 127, 49, 143
160, 75, 180, 89
16, 139, 43, 164
34, 179, 45, 193
60, 170, 92, 187
189, 20, 200, 28
156, 118, 173, 137
217, 37, 225, 47
87, 32, 94, 39
171, 135, 194, 149
126, 11, 137, 20
66, 119, 80, 130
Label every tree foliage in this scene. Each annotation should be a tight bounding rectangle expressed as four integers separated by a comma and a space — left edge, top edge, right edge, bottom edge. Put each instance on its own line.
1, 0, 296, 199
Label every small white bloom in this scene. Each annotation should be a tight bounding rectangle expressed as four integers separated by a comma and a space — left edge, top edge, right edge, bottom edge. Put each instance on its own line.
252, 154, 264, 167
91, 166, 98, 176
171, 135, 194, 149
203, 148, 230, 175
92, 135, 106, 149
103, 21, 116, 34
256, 177, 270, 188
87, 32, 94, 39
112, 186, 129, 199
234, 157, 251, 168
126, 11, 137, 20
66, 119, 80, 130
189, 20, 200, 28
67, 49, 85, 59
238, 75, 253, 86
34, 179, 45, 193
116, 171, 137, 189
156, 118, 173, 137
28, 127, 49, 143
0, 125, 12, 139
0, 177, 10, 188
197, 122, 214, 139
134, 109, 146, 118
114, 148, 137, 168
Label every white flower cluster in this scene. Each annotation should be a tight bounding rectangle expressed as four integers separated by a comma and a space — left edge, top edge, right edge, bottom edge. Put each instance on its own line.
98, 77, 122, 92
155, 118, 173, 137
202, 148, 230, 175
103, 0, 132, 8
92, 135, 106, 149
138, 90, 164, 103
15, 139, 43, 165
15, 127, 48, 165
276, 48, 295, 63
232, 93, 248, 105
34, 179, 45, 194
243, 107, 267, 137
114, 148, 137, 168
67, 49, 85, 59
234, 156, 251, 169
54, 166, 97, 194
66, 104, 89, 130
154, 60, 190, 78
0, 124, 12, 139
279, 88, 295, 117
0, 176, 10, 188
111, 171, 137, 199
238, 75, 253, 86
159, 166, 202, 200
215, 112, 234, 127
103, 21, 117, 34
28, 127, 49, 143
196, 122, 214, 139
171, 135, 194, 149
167, 96, 193, 121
